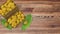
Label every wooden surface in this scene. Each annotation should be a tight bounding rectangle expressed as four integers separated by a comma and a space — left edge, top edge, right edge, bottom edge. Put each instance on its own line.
0, 0, 60, 34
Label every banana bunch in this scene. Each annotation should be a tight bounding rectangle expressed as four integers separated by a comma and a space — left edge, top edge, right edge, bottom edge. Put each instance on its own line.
0, 0, 32, 30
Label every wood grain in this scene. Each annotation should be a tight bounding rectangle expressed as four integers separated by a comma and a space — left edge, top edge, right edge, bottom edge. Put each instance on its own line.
0, 0, 60, 34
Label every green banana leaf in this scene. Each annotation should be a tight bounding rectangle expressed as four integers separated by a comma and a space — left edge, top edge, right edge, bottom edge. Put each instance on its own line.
1, 19, 12, 30
21, 14, 32, 30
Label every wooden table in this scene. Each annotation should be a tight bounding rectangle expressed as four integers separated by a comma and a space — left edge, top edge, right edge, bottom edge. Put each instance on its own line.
0, 0, 60, 34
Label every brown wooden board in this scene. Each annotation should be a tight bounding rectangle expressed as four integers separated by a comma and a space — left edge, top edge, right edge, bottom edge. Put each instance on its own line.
0, 0, 60, 34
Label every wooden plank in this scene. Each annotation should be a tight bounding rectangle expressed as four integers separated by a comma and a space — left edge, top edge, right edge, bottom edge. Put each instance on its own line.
0, 0, 60, 34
